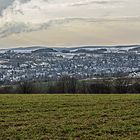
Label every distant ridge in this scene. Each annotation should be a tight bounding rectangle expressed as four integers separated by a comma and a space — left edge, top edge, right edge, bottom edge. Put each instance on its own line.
32, 48, 57, 53
11, 46, 46, 50
0, 45, 140, 53
66, 44, 140, 49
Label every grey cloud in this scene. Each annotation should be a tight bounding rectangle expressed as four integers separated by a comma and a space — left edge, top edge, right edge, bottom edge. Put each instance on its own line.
1, 16, 140, 38
0, 0, 14, 15
19, 0, 31, 3
0, 22, 31, 38
0, 0, 32, 15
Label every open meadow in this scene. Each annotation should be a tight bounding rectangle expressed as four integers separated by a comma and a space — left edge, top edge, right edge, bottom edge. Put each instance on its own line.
0, 94, 140, 140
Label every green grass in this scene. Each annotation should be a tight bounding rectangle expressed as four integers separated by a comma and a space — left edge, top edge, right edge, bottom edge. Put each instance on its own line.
0, 94, 140, 140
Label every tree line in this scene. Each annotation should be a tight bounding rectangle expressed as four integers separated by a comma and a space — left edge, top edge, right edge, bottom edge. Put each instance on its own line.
0, 76, 140, 94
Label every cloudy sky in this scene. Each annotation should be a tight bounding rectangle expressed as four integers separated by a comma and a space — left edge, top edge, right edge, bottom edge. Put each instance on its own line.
0, 0, 140, 48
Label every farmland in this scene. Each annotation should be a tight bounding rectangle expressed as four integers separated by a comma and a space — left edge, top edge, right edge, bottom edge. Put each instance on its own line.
0, 94, 140, 140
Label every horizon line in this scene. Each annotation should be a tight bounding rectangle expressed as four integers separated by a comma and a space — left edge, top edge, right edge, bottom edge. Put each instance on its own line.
0, 44, 140, 50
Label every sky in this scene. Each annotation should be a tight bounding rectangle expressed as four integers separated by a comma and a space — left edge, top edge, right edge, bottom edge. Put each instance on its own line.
0, 0, 140, 48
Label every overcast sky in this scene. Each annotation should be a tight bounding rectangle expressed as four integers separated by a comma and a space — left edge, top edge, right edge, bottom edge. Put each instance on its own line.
0, 0, 140, 48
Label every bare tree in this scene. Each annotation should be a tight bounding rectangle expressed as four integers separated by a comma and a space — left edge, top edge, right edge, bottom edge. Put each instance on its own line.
17, 81, 35, 94
47, 76, 78, 93
113, 78, 130, 93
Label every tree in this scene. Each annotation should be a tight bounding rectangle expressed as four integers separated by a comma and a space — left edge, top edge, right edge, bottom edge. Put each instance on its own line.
113, 78, 130, 93
17, 81, 35, 94
47, 76, 78, 93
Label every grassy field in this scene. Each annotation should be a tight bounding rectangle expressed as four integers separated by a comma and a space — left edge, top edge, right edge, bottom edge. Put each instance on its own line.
0, 94, 140, 140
